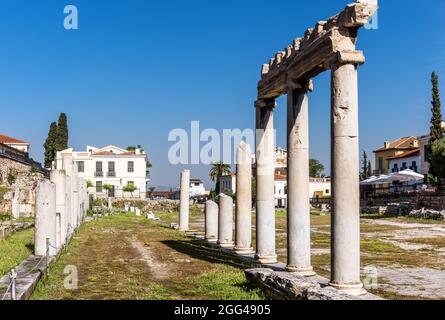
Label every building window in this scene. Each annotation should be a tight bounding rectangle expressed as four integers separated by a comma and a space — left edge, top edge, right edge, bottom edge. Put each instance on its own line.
128, 161, 134, 173
108, 161, 115, 177
402, 162, 407, 170
412, 161, 418, 172
325, 189, 330, 195
77, 161, 85, 173
95, 161, 103, 177
378, 157, 383, 174
96, 181, 103, 193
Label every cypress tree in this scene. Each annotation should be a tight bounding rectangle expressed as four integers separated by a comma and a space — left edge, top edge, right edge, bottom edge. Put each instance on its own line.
44, 122, 58, 168
361, 151, 369, 180
367, 159, 373, 178
56, 113, 69, 151
428, 72, 443, 178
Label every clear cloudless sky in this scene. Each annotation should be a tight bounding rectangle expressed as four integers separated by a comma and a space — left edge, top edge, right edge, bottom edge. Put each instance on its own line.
0, 0, 444, 189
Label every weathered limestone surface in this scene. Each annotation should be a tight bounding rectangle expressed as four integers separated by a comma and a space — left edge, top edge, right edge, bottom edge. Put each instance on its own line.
34, 180, 57, 256
235, 142, 254, 254
257, 1, 378, 99
205, 200, 218, 243
0, 157, 45, 217
330, 61, 364, 294
255, 103, 277, 264
50, 170, 67, 249
286, 83, 314, 276
179, 170, 190, 231
245, 269, 381, 300
218, 194, 234, 248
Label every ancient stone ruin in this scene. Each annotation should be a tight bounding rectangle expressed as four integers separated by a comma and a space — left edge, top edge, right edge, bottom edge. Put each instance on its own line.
179, 0, 379, 297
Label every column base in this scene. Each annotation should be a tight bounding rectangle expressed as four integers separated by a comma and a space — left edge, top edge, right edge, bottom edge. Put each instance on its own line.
179, 228, 189, 232
218, 242, 235, 249
206, 238, 218, 244
255, 254, 278, 264
285, 266, 316, 277
329, 282, 367, 296
234, 247, 255, 255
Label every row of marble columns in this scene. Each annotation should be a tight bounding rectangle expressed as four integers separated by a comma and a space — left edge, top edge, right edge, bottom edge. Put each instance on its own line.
177, 60, 363, 295
253, 60, 363, 294
35, 157, 89, 257
178, 62, 363, 295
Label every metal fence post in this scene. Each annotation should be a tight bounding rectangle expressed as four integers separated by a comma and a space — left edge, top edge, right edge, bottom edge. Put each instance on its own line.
10, 269, 17, 301
45, 238, 50, 279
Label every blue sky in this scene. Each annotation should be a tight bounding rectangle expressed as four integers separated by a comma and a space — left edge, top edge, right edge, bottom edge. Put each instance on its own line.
0, 0, 444, 189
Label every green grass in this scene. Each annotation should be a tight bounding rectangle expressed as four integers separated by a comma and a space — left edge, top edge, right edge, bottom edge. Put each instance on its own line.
189, 265, 264, 300
31, 213, 265, 300
0, 228, 34, 277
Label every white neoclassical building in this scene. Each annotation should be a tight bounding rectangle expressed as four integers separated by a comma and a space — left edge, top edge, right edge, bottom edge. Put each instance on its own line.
190, 179, 208, 197
56, 145, 148, 199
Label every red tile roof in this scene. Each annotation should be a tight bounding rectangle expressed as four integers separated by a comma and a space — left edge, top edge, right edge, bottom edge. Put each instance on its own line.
0, 134, 29, 144
387, 148, 420, 160
373, 137, 418, 152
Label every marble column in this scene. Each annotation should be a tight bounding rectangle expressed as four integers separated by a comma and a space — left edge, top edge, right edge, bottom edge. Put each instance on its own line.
255, 100, 277, 264
286, 82, 315, 276
65, 174, 72, 239
329, 52, 365, 295
35, 180, 57, 256
179, 170, 190, 231
205, 200, 218, 243
218, 194, 234, 248
50, 170, 67, 249
72, 173, 79, 229
234, 142, 254, 255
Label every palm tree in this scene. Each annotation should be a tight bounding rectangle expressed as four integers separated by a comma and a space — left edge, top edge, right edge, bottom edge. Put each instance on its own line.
209, 162, 231, 194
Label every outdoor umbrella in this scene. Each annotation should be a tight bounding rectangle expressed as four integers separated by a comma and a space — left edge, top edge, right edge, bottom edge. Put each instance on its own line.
389, 169, 424, 183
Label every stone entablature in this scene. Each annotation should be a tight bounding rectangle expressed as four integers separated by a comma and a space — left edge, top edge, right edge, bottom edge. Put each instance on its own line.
257, 1, 377, 100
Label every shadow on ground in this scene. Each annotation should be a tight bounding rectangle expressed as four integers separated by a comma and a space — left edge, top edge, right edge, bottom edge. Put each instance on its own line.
162, 239, 259, 270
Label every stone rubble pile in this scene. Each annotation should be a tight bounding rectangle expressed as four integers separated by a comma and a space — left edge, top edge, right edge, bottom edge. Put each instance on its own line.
409, 208, 445, 221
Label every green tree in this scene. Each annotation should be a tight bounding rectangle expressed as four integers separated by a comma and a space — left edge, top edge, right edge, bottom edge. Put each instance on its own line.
309, 159, 324, 178
55, 113, 69, 151
44, 122, 58, 168
148, 186, 156, 198
209, 162, 231, 194
428, 72, 444, 181
123, 183, 138, 197
360, 151, 372, 180
430, 139, 445, 189
367, 159, 373, 178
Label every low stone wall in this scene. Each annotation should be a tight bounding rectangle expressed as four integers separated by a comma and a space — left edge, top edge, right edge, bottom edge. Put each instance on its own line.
0, 157, 45, 216
0, 221, 34, 240
363, 194, 445, 212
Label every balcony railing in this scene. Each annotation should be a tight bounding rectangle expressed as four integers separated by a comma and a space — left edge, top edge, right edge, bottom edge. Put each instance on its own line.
95, 171, 104, 177
107, 171, 116, 177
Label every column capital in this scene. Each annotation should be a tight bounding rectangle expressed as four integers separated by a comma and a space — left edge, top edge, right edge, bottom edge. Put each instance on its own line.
325, 50, 365, 69
286, 79, 314, 92
254, 98, 277, 109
